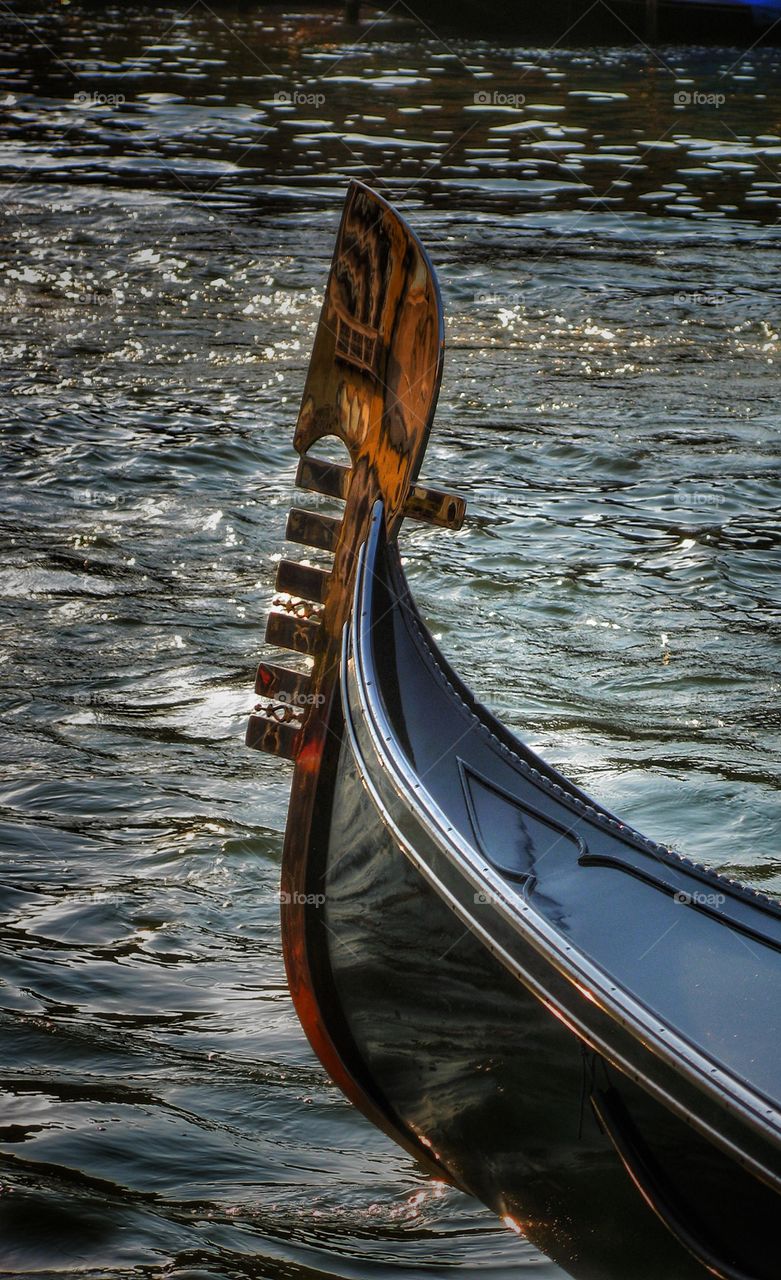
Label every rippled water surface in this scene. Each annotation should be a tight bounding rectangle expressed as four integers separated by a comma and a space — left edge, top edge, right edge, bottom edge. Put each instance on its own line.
1, 3, 780, 1277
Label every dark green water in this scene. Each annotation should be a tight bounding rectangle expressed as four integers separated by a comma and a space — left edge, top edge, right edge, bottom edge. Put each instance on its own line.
0, 3, 779, 1277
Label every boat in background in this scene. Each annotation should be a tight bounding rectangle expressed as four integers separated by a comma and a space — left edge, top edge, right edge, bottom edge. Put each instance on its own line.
247, 180, 781, 1280
347, 0, 781, 40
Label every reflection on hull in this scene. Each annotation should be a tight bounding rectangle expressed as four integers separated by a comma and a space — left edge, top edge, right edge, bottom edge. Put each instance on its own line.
324, 740, 710, 1278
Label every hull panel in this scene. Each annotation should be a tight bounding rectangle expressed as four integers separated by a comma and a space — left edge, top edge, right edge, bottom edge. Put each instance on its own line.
323, 734, 780, 1279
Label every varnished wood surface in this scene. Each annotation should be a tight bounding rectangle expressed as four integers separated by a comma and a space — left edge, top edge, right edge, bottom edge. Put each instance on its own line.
274, 560, 331, 604
246, 181, 463, 1176
295, 453, 467, 529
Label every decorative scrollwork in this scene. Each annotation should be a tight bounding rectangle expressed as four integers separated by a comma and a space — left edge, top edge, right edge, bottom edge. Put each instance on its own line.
254, 699, 304, 725
272, 594, 323, 622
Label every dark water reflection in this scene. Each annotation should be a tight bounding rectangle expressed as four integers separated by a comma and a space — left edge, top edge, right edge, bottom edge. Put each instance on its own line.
2, 4, 781, 218
0, 3, 779, 1277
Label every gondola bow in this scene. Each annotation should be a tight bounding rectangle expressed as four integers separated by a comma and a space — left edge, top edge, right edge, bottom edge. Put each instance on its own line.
247, 181, 781, 1280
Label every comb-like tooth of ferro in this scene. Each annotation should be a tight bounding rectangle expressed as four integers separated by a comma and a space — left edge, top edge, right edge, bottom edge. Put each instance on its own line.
266, 610, 321, 656
286, 507, 341, 553
275, 559, 330, 604
296, 455, 350, 501
296, 453, 465, 531
255, 660, 312, 707
405, 484, 466, 530
245, 710, 300, 759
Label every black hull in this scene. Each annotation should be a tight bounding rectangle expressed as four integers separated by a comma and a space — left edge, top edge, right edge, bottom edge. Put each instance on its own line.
309, 505, 781, 1280
323, 745, 775, 1278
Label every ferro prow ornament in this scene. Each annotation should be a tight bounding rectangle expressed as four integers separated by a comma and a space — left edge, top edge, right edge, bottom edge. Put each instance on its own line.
247, 180, 465, 1169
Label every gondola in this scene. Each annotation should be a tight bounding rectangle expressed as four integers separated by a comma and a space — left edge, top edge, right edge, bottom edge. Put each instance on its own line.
246, 181, 781, 1280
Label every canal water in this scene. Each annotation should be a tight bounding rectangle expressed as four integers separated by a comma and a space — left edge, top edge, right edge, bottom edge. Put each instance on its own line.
1, 3, 779, 1277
